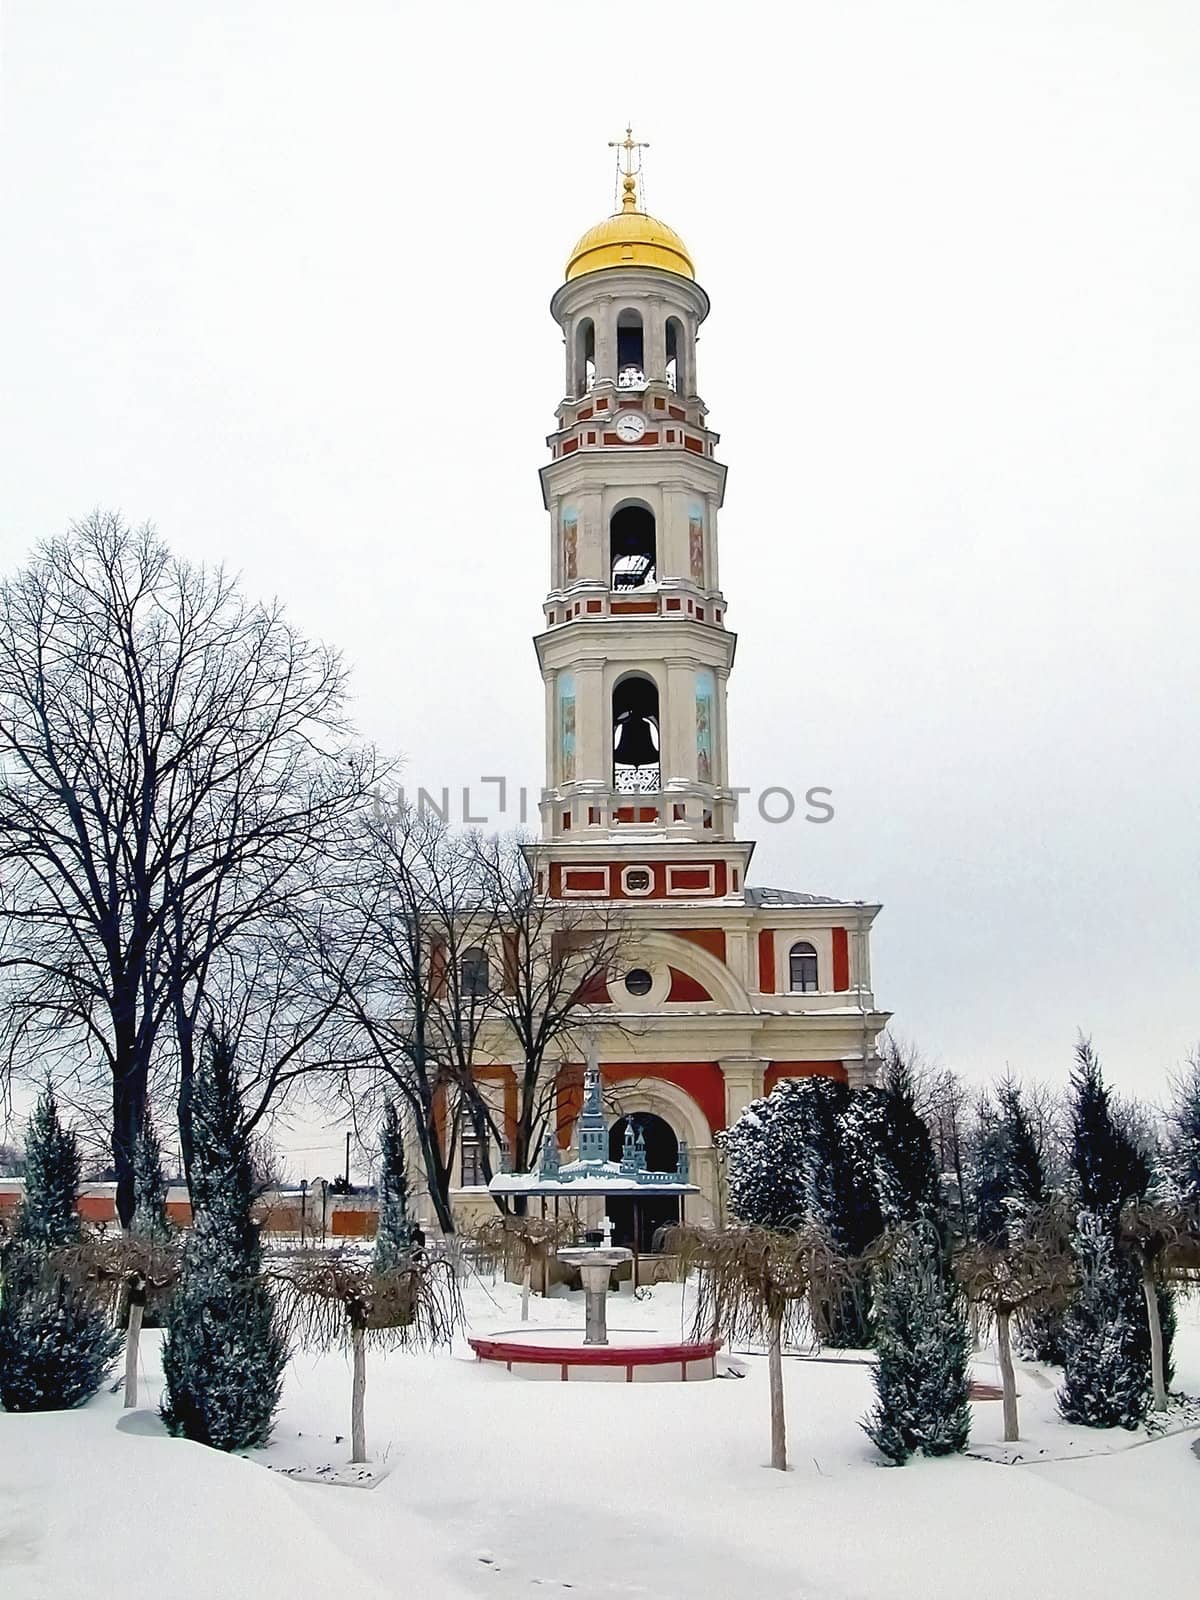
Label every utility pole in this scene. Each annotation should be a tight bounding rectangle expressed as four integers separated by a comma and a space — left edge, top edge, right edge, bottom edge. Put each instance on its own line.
345, 1130, 352, 1190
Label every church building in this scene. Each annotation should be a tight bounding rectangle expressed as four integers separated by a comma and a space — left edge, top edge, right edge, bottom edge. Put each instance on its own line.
452, 134, 889, 1240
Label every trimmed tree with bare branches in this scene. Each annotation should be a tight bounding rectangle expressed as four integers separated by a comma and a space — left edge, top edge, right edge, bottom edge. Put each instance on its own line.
667, 1221, 848, 1471
473, 1213, 581, 1317
956, 1205, 1075, 1440
272, 1248, 461, 1464
1118, 1199, 1200, 1412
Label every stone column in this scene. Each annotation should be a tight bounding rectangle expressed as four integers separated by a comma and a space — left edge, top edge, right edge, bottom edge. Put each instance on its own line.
645, 296, 666, 381
580, 1260, 613, 1345
594, 295, 616, 382
663, 656, 696, 788
572, 660, 604, 788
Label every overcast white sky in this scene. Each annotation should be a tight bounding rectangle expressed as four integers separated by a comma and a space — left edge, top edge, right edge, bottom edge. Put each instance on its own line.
2, 2, 1198, 1175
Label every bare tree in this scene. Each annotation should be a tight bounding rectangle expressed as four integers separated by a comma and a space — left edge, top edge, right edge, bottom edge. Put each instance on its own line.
1119, 1198, 1200, 1412
956, 1205, 1075, 1441
271, 1247, 461, 1464
316, 807, 496, 1234
0, 515, 375, 1223
470, 834, 631, 1184
319, 816, 631, 1231
667, 1221, 848, 1471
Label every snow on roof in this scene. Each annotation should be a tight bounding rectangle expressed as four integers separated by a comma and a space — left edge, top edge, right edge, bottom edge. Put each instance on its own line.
489, 1171, 699, 1197
744, 886, 848, 907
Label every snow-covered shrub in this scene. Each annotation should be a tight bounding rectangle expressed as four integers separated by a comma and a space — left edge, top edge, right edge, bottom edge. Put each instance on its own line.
720, 1081, 809, 1229
161, 1033, 288, 1450
863, 1224, 971, 1464
0, 1087, 121, 1413
1056, 1041, 1161, 1420
1057, 1208, 1147, 1429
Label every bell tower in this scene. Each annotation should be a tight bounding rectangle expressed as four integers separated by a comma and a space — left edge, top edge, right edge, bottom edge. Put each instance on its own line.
535, 131, 752, 904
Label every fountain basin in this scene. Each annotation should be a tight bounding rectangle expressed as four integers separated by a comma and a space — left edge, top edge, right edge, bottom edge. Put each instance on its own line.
468, 1327, 723, 1382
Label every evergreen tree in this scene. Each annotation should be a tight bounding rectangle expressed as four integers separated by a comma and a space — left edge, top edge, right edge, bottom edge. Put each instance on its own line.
1057, 1208, 1147, 1428
863, 1225, 971, 1464
1057, 1041, 1156, 1424
866, 1050, 942, 1230
795, 1078, 884, 1345
0, 1087, 121, 1412
1069, 1040, 1149, 1219
10, 1085, 80, 1254
721, 1081, 809, 1229
970, 1096, 1010, 1245
161, 1032, 288, 1450
970, 1080, 1063, 1361
1000, 1081, 1048, 1221
1163, 1054, 1200, 1208
374, 1101, 415, 1269
132, 1106, 171, 1237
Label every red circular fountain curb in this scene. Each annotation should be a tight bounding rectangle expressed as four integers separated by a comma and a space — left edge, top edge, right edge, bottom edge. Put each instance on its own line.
469, 1332, 723, 1377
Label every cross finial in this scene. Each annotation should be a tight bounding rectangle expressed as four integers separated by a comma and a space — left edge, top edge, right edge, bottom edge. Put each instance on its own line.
608, 123, 649, 213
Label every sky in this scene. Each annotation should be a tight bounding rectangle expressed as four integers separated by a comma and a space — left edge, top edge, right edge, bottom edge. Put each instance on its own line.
2, 2, 1198, 1176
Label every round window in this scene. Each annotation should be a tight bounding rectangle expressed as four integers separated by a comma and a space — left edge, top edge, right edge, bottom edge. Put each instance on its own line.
624, 968, 654, 997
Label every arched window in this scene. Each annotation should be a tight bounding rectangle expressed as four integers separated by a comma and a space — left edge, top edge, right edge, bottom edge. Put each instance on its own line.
609, 504, 656, 589
616, 307, 644, 387
789, 941, 819, 993
461, 946, 489, 998
574, 317, 595, 397
612, 675, 660, 793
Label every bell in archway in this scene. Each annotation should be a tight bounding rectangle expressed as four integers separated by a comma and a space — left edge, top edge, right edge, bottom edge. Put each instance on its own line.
613, 710, 659, 769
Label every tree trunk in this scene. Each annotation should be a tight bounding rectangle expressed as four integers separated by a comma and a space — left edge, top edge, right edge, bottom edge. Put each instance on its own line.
1142, 1262, 1168, 1413
996, 1308, 1019, 1442
413, 1114, 456, 1236
124, 1294, 145, 1409
350, 1324, 367, 1463
112, 1071, 146, 1229
521, 1261, 532, 1321
767, 1307, 787, 1471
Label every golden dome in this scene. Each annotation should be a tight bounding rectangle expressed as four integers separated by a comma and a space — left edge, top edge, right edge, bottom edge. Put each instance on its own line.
565, 169, 695, 283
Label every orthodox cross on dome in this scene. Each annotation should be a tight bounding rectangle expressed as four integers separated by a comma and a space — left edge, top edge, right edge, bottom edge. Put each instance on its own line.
609, 123, 649, 213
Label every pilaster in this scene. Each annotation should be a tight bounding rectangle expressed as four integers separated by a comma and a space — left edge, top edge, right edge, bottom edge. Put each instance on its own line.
718, 1058, 767, 1128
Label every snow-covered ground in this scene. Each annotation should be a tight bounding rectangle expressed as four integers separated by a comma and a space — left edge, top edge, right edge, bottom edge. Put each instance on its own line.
4, 1275, 1200, 1600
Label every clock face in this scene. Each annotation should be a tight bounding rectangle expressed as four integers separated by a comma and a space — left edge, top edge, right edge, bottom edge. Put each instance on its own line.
615, 412, 646, 443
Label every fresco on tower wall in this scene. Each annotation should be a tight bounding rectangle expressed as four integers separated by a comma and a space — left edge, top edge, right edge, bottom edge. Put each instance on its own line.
695, 668, 714, 783
688, 503, 704, 583
558, 671, 576, 783
562, 507, 579, 582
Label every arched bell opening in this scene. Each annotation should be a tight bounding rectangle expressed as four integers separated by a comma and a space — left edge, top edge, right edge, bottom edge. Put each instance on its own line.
574, 316, 596, 397
612, 674, 660, 794
609, 504, 656, 590
616, 307, 644, 388
607, 1113, 680, 1252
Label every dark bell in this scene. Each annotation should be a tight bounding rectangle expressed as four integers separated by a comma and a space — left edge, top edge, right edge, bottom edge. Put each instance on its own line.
613, 713, 659, 768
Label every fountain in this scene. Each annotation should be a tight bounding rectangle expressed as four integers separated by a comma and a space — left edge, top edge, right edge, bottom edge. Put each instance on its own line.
467, 1056, 722, 1382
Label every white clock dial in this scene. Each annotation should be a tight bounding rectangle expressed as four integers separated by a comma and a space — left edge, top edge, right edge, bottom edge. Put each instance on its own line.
615, 412, 646, 442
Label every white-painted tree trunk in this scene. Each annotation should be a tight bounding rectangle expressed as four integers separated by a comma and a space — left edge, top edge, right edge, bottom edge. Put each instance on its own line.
124, 1299, 144, 1409
996, 1308, 1019, 1442
767, 1308, 787, 1471
1142, 1264, 1167, 1412
351, 1325, 368, 1463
